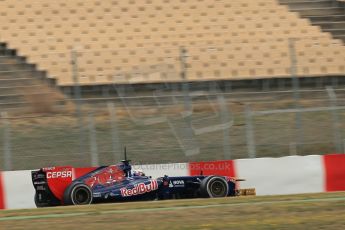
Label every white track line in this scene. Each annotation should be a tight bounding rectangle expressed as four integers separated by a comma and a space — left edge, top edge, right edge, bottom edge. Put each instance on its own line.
1, 196, 345, 221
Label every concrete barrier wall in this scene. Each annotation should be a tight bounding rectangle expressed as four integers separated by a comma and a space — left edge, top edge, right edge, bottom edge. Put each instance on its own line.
3, 170, 35, 209
0, 154, 344, 210
235, 155, 324, 195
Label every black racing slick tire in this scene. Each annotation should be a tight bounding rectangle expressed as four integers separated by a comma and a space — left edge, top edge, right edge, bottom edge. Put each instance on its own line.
200, 176, 229, 198
63, 182, 93, 205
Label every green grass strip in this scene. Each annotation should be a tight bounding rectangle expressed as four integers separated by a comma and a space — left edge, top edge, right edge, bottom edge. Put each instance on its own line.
1, 196, 344, 221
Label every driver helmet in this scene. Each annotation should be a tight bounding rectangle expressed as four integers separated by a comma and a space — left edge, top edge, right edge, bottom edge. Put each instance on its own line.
132, 169, 145, 176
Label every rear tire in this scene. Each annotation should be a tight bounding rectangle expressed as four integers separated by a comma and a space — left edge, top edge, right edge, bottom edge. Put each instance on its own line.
200, 176, 229, 198
63, 182, 93, 205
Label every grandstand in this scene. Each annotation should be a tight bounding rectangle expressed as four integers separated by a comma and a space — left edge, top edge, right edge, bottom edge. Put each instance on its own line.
0, 0, 344, 103
0, 42, 61, 110
280, 0, 345, 41
1, 0, 345, 168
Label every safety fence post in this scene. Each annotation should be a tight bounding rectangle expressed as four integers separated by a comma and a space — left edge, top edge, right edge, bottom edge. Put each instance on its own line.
1, 111, 12, 170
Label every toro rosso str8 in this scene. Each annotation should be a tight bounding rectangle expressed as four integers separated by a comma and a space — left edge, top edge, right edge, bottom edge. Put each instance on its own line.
32, 159, 255, 207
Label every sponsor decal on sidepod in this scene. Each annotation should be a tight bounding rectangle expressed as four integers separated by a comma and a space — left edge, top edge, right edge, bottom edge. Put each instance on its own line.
120, 180, 158, 197
46, 171, 72, 179
169, 180, 185, 187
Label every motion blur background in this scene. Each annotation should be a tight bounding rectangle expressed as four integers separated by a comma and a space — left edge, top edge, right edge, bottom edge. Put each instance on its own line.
0, 0, 345, 170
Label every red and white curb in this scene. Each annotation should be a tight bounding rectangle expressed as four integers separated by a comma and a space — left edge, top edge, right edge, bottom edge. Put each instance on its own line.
0, 154, 344, 210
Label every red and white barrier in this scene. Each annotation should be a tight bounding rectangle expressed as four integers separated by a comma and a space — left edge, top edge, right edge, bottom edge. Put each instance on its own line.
235, 155, 324, 195
323, 154, 345, 192
189, 160, 236, 178
0, 172, 5, 209
132, 163, 189, 179
2, 170, 35, 209
0, 154, 344, 210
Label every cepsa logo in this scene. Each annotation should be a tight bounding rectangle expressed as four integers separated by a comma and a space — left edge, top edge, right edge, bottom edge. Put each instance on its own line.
46, 170, 72, 179
120, 180, 158, 197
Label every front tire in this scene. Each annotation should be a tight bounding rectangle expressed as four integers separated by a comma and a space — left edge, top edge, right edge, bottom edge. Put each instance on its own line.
200, 176, 229, 198
63, 182, 93, 205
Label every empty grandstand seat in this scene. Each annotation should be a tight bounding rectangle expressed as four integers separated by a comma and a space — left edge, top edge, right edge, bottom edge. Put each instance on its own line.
0, 0, 344, 86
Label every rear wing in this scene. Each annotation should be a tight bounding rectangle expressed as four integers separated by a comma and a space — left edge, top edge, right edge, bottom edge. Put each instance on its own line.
31, 169, 61, 206
32, 169, 47, 190
32, 166, 74, 202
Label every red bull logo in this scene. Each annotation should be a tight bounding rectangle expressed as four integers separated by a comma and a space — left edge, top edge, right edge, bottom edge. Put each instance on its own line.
120, 180, 158, 197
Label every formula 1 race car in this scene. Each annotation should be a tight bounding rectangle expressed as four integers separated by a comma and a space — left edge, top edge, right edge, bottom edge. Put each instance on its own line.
32, 154, 255, 207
